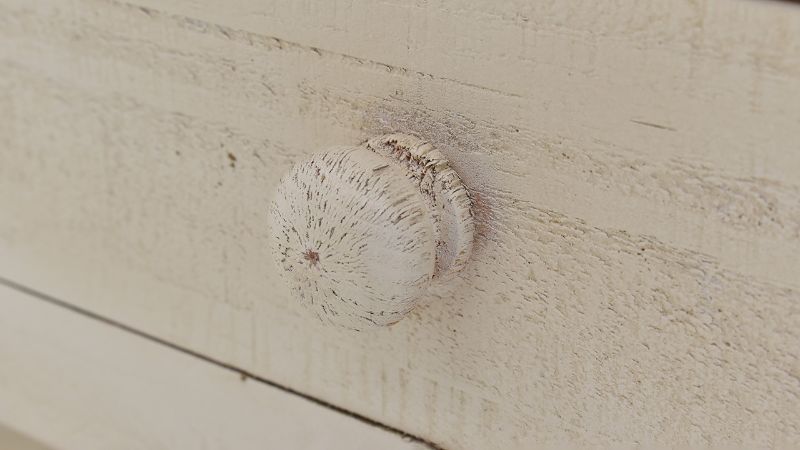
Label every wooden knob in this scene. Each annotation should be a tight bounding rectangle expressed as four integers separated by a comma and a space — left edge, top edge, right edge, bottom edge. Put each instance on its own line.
269, 134, 474, 330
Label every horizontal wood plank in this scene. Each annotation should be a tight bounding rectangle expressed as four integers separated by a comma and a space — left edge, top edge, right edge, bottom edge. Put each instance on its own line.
0, 283, 429, 450
118, 0, 800, 185
2, 0, 799, 287
1, 0, 799, 448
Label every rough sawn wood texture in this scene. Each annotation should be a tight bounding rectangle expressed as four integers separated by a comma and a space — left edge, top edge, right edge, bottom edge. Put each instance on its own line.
0, 0, 799, 448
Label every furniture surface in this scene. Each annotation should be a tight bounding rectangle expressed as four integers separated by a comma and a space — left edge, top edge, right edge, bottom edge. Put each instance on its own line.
1, 0, 799, 448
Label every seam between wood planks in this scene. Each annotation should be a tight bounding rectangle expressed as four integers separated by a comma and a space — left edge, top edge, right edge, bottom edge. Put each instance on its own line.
0, 275, 444, 450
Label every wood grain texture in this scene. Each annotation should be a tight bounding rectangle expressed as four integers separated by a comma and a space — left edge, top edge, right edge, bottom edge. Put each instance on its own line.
0, 283, 430, 450
1, 0, 799, 448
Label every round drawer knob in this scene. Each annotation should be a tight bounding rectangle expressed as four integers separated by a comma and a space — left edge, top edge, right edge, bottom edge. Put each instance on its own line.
269, 134, 474, 330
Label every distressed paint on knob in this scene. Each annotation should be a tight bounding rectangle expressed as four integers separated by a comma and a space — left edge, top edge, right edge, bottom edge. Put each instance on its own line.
269, 134, 474, 330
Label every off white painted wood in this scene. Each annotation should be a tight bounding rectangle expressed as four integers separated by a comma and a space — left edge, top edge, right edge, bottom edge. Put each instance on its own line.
3, 0, 799, 287
105, 0, 800, 185
0, 283, 429, 450
1, 0, 799, 448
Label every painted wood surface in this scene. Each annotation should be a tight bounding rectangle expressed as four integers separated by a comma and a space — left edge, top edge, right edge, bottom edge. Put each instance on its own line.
1, 0, 799, 448
0, 283, 430, 450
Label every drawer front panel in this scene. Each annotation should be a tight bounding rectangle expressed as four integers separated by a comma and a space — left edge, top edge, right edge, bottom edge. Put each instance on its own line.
1, 0, 799, 448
